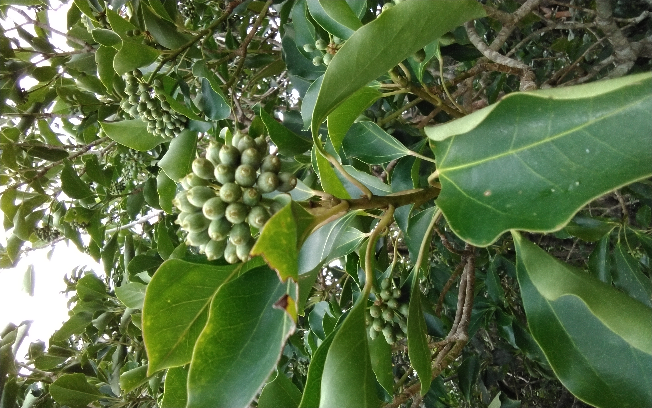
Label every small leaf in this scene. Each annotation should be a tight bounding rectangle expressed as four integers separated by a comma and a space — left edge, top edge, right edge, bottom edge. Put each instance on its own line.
23, 145, 69, 161
613, 243, 652, 307
113, 39, 160, 76
319, 297, 380, 408
314, 147, 350, 199
513, 232, 652, 408
143, 260, 238, 374
307, 0, 361, 40
161, 366, 188, 408
198, 78, 231, 120
51, 312, 92, 343
408, 270, 432, 396
587, 235, 611, 283
91, 28, 121, 47
298, 331, 335, 408
157, 172, 177, 214
115, 282, 147, 309
257, 371, 302, 408
101, 119, 166, 151
120, 364, 151, 393
159, 130, 197, 181
96, 45, 117, 92
564, 216, 616, 242
368, 332, 393, 395
302, 75, 323, 130
327, 87, 381, 151
61, 162, 94, 199
49, 373, 102, 408
258, 106, 312, 156
23, 264, 35, 296
186, 266, 295, 408
298, 211, 360, 274
76, 274, 106, 302
457, 355, 480, 402
142, 4, 192, 49
342, 122, 410, 164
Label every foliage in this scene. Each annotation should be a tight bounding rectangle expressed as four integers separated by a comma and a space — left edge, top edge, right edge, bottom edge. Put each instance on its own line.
1, 0, 651, 407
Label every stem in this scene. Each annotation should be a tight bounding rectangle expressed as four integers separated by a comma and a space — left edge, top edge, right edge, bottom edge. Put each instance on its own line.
363, 205, 395, 298
414, 208, 440, 275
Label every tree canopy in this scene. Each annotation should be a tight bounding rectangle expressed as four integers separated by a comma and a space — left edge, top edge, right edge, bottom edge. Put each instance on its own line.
0, 0, 651, 407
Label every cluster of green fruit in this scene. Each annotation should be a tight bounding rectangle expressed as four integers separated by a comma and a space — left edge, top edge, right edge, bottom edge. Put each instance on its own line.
303, 37, 342, 67
35, 224, 61, 243
173, 132, 298, 263
120, 70, 187, 139
178, 0, 197, 20
366, 277, 409, 344
117, 149, 153, 184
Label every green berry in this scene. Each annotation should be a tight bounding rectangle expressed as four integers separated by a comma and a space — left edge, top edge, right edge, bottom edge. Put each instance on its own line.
382, 324, 394, 338
381, 278, 391, 290
214, 164, 235, 185
208, 217, 231, 241
224, 240, 239, 264
219, 182, 242, 203
387, 298, 399, 310
384, 331, 396, 345
229, 223, 251, 246
186, 186, 216, 207
205, 239, 227, 261
369, 305, 381, 318
257, 172, 279, 193
260, 155, 281, 173
369, 326, 379, 340
225, 202, 248, 224
231, 130, 244, 149
303, 43, 316, 52
182, 212, 210, 233
206, 141, 222, 165
186, 229, 211, 247
173, 191, 200, 213
380, 289, 392, 301
323, 53, 332, 66
236, 135, 256, 152
398, 320, 408, 334
315, 39, 327, 50
242, 188, 261, 207
236, 238, 254, 262
312, 56, 323, 66
192, 158, 215, 180
392, 288, 401, 299
241, 148, 261, 170
372, 318, 384, 332
382, 308, 394, 321
219, 145, 240, 167
332, 36, 342, 44
202, 197, 227, 220
247, 205, 270, 229
399, 303, 409, 317
276, 172, 297, 192
235, 164, 257, 187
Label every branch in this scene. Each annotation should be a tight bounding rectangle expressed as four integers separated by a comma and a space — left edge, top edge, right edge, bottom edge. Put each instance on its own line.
105, 210, 164, 234
595, 0, 637, 78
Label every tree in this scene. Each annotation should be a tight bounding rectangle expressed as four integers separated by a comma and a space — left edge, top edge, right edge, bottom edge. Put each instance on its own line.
0, 0, 651, 407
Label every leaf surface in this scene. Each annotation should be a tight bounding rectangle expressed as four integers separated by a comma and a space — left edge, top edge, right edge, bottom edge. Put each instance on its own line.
428, 73, 652, 246
258, 371, 302, 408
158, 130, 197, 181
49, 373, 102, 408
327, 87, 381, 151
513, 232, 652, 408
342, 121, 410, 164
100, 120, 166, 152
258, 106, 312, 156
161, 366, 188, 408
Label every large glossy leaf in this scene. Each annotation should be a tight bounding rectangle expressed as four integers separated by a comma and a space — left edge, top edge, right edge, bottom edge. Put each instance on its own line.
142, 260, 239, 375
186, 266, 295, 408
298, 211, 360, 274
319, 298, 380, 408
307, 0, 361, 40
257, 371, 302, 408
49, 373, 102, 408
100, 120, 166, 151
513, 232, 652, 408
327, 87, 381, 151
310, 0, 484, 131
113, 39, 160, 76
427, 73, 652, 246
298, 330, 335, 408
142, 3, 192, 49
342, 121, 410, 164
161, 366, 188, 408
158, 130, 197, 181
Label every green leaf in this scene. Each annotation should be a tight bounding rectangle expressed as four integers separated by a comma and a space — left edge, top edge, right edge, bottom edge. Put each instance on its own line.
101, 120, 166, 151
408, 269, 432, 396
314, 147, 350, 198
186, 266, 295, 408
49, 373, 102, 408
368, 331, 393, 395
513, 232, 652, 408
127, 187, 145, 219
61, 162, 94, 199
298, 331, 335, 408
96, 45, 117, 92
142, 4, 192, 49
342, 122, 410, 164
588, 235, 611, 283
120, 364, 150, 393
76, 274, 106, 302
457, 355, 480, 402
327, 87, 381, 151
143, 260, 238, 375
298, 211, 360, 274
612, 243, 652, 308
91, 29, 121, 47
252, 201, 315, 282
159, 130, 197, 181
257, 371, 302, 408
428, 73, 652, 246
23, 264, 34, 296
563, 216, 616, 242
115, 282, 147, 309
161, 366, 188, 408
311, 0, 485, 131
307, 0, 361, 40
51, 312, 92, 342
113, 39, 160, 76
22, 144, 69, 161
302, 75, 324, 130
157, 172, 177, 214
319, 297, 380, 408
198, 78, 231, 120
258, 106, 312, 156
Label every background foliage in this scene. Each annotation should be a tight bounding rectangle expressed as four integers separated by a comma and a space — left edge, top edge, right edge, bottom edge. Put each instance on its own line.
1, 0, 651, 407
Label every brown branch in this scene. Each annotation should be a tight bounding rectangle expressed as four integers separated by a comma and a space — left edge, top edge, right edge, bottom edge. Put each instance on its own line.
595, 0, 637, 78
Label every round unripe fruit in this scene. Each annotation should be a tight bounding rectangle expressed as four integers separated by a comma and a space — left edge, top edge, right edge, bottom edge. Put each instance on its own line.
231, 131, 244, 149
398, 320, 408, 334
257, 172, 279, 193
382, 324, 394, 338
219, 182, 242, 203
236, 238, 254, 262
255, 136, 268, 156
206, 142, 222, 166
182, 212, 210, 233
312, 56, 323, 66
387, 298, 399, 310
261, 155, 281, 173
235, 165, 257, 187
380, 289, 392, 301
323, 53, 332, 66
237, 135, 256, 152
224, 240, 239, 264
215, 164, 235, 185
247, 206, 270, 229
192, 158, 215, 180
176, 212, 190, 226
186, 186, 216, 207
174, 191, 201, 213
277, 172, 297, 192
229, 223, 251, 246
372, 318, 384, 332
369, 326, 379, 340
381, 278, 391, 290
303, 43, 316, 52
384, 331, 396, 345
399, 303, 409, 316
205, 239, 227, 261
208, 217, 231, 241
219, 145, 240, 167
315, 39, 327, 50
242, 188, 261, 207
382, 308, 394, 321
241, 148, 261, 170
392, 288, 401, 299
381, 3, 394, 12
202, 197, 227, 220
225, 202, 248, 224
333, 36, 342, 44
186, 230, 210, 247
369, 305, 382, 318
